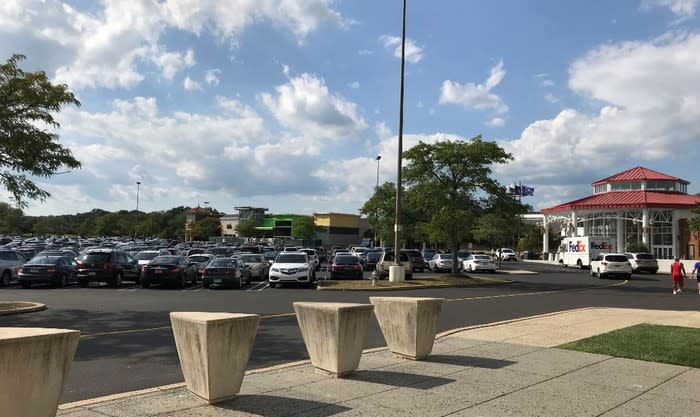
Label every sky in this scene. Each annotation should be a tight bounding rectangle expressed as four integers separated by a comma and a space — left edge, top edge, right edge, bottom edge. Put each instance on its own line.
2, 0, 700, 217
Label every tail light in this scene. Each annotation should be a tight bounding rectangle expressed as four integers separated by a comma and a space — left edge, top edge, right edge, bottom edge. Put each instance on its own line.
170, 267, 180, 273
202, 269, 209, 276
601, 261, 608, 266
379, 262, 384, 269
77, 262, 85, 268
331, 265, 340, 271
47, 268, 57, 273
141, 266, 147, 272
352, 264, 361, 270
18, 267, 24, 273
227, 268, 237, 274
474, 261, 480, 264
103, 262, 115, 269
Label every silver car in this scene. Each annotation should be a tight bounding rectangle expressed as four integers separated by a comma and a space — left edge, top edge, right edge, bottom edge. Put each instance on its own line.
0, 250, 28, 286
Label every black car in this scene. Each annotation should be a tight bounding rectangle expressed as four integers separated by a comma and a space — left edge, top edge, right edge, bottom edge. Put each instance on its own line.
202, 258, 250, 289
330, 254, 364, 280
76, 249, 139, 287
141, 255, 197, 288
401, 249, 427, 272
17, 255, 77, 288
364, 250, 383, 271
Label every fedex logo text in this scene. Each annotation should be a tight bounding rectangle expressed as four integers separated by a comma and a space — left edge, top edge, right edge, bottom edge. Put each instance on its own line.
591, 242, 612, 250
568, 241, 586, 252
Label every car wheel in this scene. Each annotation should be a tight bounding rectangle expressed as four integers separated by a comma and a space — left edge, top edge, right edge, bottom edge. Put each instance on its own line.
141, 280, 150, 288
626, 273, 632, 280
78, 279, 89, 288
576, 260, 583, 269
57, 273, 68, 288
1, 271, 10, 286
178, 272, 186, 288
112, 272, 123, 288
20, 281, 31, 289
596, 269, 602, 279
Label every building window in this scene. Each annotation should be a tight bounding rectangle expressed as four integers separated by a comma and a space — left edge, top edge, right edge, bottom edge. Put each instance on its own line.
646, 180, 675, 191
594, 184, 607, 194
610, 181, 641, 191
226, 224, 232, 229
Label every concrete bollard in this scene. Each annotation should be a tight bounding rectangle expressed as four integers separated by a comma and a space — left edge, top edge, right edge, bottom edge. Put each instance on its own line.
370, 297, 444, 360
293, 302, 374, 377
170, 312, 260, 404
0, 327, 80, 417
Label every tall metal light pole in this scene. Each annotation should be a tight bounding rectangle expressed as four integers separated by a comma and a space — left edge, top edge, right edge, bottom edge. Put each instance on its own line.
375, 155, 382, 189
135, 181, 141, 238
392, 0, 407, 277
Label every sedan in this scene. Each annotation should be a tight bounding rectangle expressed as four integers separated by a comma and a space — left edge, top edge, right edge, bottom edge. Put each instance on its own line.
330, 254, 364, 280
202, 258, 250, 289
187, 254, 216, 279
17, 255, 77, 288
238, 253, 269, 280
428, 254, 453, 272
141, 256, 197, 288
462, 254, 496, 273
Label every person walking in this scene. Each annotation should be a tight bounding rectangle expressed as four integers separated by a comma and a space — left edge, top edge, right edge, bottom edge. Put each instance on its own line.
670, 257, 686, 294
691, 259, 700, 294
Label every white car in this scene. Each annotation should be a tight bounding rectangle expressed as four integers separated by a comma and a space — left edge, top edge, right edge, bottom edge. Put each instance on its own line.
497, 248, 517, 261
428, 253, 453, 272
268, 252, 316, 288
589, 253, 632, 279
462, 254, 496, 273
300, 248, 320, 270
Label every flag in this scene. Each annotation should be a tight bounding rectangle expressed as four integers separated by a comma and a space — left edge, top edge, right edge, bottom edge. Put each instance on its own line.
521, 186, 535, 196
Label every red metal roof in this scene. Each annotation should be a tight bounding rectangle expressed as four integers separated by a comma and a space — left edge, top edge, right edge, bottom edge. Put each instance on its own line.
541, 191, 700, 213
591, 166, 687, 186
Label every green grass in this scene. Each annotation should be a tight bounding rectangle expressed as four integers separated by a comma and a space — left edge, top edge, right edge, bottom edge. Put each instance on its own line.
316, 275, 509, 290
560, 324, 700, 368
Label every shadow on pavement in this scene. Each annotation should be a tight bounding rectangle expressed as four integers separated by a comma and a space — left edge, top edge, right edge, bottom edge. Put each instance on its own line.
215, 394, 352, 417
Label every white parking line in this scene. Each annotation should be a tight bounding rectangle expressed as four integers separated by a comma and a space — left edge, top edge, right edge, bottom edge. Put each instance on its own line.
117, 285, 140, 291
247, 282, 268, 291
182, 284, 203, 291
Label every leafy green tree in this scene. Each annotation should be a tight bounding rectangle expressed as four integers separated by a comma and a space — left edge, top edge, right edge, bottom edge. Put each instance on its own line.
0, 54, 81, 208
235, 219, 264, 242
360, 182, 397, 246
689, 203, 700, 250
402, 137, 512, 274
293, 216, 320, 241
0, 202, 23, 234
191, 216, 220, 241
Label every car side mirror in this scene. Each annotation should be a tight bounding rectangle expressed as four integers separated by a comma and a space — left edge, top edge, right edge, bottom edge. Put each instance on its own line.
268, 260, 274, 265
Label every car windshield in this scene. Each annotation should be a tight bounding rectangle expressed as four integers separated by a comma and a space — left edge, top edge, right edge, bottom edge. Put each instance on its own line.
26, 256, 61, 265
438, 254, 453, 259
276, 254, 307, 263
636, 253, 655, 260
188, 255, 212, 263
240, 255, 262, 263
134, 252, 159, 260
209, 248, 229, 255
208, 259, 235, 268
84, 253, 110, 262
606, 255, 629, 262
334, 255, 359, 264
474, 255, 491, 260
151, 256, 178, 264
366, 251, 382, 260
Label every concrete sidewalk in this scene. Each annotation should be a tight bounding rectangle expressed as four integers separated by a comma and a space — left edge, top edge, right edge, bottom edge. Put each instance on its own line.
57, 308, 700, 417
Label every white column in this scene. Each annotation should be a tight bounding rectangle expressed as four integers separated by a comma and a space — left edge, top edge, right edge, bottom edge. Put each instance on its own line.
542, 216, 550, 255
616, 213, 625, 253
642, 208, 649, 246
672, 210, 679, 258
570, 211, 578, 237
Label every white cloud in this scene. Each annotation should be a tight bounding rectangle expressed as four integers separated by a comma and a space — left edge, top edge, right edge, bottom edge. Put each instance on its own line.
439, 61, 508, 115
260, 72, 368, 140
358, 49, 373, 55
641, 0, 699, 19
497, 32, 700, 199
183, 76, 202, 91
379, 35, 424, 64
349, 81, 360, 89
151, 47, 195, 79
205, 68, 222, 85
544, 93, 560, 103
485, 117, 505, 127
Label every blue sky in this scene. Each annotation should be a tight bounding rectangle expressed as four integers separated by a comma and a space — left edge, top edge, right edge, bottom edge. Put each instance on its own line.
2, 0, 700, 216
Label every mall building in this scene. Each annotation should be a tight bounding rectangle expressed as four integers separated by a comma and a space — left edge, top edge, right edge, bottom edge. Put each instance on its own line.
541, 167, 700, 260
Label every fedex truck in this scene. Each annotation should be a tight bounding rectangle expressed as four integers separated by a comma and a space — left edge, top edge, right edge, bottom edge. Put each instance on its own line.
558, 237, 615, 269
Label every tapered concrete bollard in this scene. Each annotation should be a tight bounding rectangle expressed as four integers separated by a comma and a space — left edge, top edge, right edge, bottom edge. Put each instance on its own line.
294, 302, 374, 377
0, 327, 80, 417
170, 312, 260, 404
370, 297, 444, 360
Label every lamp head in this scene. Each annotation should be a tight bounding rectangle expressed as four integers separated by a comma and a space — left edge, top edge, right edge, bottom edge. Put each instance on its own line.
376, 155, 382, 161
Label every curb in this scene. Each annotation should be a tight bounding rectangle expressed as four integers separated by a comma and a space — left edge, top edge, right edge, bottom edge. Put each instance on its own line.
316, 276, 513, 291
0, 301, 46, 316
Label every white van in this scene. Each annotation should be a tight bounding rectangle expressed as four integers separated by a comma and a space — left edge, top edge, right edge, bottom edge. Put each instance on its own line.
558, 237, 615, 269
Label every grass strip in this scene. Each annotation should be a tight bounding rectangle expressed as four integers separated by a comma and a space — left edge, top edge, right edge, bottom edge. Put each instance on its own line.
317, 275, 508, 290
559, 324, 700, 368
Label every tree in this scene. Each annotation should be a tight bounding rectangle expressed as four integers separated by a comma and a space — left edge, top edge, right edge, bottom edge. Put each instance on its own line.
293, 216, 320, 243
0, 202, 23, 234
0, 54, 81, 208
402, 137, 512, 274
235, 219, 264, 242
360, 182, 397, 246
191, 216, 221, 241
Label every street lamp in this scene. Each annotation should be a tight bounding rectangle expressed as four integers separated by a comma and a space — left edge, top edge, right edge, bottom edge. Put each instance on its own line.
392, 0, 407, 281
375, 155, 382, 189
135, 181, 141, 238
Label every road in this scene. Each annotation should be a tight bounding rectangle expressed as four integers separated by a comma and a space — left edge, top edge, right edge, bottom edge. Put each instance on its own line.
1, 261, 697, 403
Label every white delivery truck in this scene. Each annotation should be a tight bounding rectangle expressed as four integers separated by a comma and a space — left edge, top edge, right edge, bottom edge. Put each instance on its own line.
558, 236, 615, 269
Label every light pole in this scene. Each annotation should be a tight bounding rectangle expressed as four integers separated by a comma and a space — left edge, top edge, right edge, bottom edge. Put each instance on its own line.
135, 181, 141, 238
375, 155, 382, 189
391, 0, 407, 281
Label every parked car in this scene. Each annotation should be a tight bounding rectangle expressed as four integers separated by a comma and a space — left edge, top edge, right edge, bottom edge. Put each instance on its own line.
0, 249, 28, 286
401, 249, 427, 272
428, 253, 453, 272
36, 249, 78, 259
187, 254, 216, 279
589, 253, 632, 279
76, 249, 139, 287
623, 252, 658, 274
140, 255, 197, 288
202, 257, 250, 289
496, 248, 517, 261
207, 246, 233, 257
364, 250, 383, 271
17, 255, 77, 288
300, 248, 320, 270
462, 254, 497, 273
330, 254, 364, 280
376, 251, 413, 280
268, 252, 316, 288
238, 253, 270, 280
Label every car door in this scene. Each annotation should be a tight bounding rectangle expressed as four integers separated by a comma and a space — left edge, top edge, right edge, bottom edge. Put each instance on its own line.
120, 252, 138, 280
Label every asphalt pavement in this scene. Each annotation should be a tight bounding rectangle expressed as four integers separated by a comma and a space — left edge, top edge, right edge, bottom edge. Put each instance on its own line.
56, 307, 700, 417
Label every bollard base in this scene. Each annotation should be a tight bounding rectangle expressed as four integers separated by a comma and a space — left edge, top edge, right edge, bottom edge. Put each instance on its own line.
389, 265, 405, 282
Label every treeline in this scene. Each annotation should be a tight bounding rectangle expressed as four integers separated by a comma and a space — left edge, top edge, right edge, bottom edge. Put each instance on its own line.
0, 203, 222, 240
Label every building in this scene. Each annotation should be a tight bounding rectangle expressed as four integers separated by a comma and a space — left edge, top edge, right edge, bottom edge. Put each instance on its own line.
541, 167, 700, 260
314, 212, 361, 248
220, 214, 239, 238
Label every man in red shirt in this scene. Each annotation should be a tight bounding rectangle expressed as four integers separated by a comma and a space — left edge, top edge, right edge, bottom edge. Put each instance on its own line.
670, 257, 686, 295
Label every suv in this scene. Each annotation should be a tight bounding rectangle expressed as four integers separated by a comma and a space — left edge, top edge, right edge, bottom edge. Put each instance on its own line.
76, 249, 139, 287
497, 248, 517, 261
0, 250, 28, 286
268, 252, 316, 288
623, 252, 658, 274
401, 249, 426, 272
590, 253, 632, 279
376, 251, 413, 279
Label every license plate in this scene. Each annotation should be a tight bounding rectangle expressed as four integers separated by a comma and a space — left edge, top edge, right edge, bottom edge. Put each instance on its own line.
88, 272, 96, 277
214, 279, 222, 283
155, 270, 163, 274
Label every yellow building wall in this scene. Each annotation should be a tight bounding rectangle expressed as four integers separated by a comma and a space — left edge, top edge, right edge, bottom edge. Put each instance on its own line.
314, 213, 360, 228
